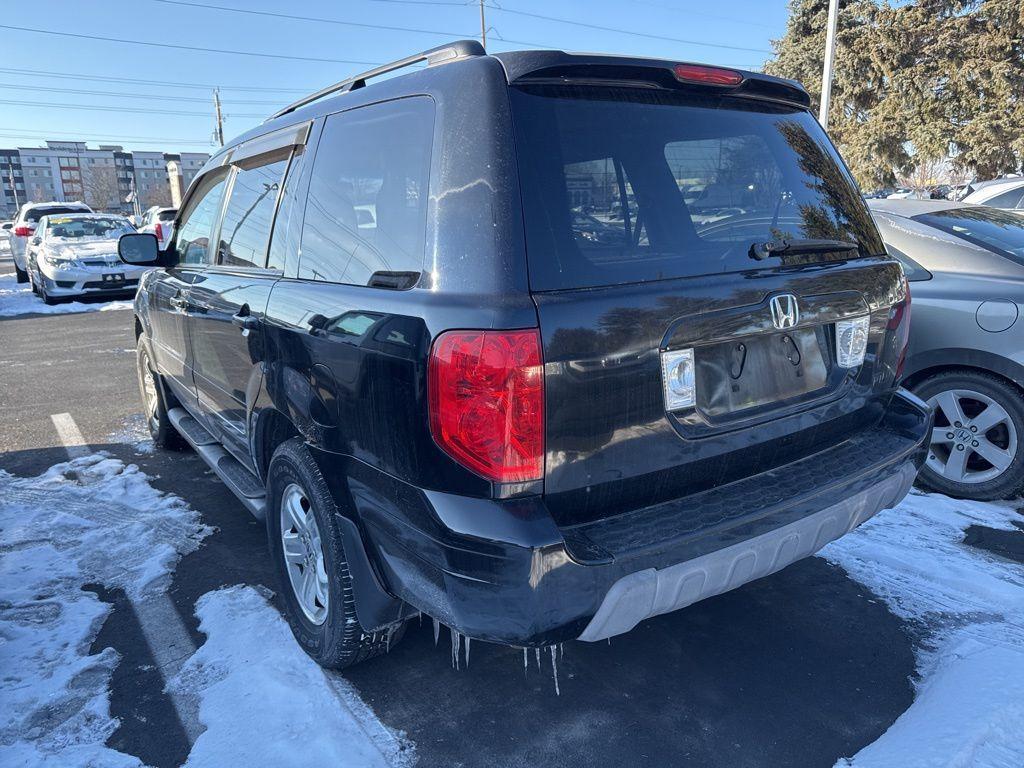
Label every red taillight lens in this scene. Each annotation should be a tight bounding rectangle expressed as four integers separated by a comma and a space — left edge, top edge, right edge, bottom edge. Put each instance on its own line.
673, 64, 744, 86
428, 329, 544, 484
14, 225, 31, 237
154, 222, 163, 241
889, 276, 912, 380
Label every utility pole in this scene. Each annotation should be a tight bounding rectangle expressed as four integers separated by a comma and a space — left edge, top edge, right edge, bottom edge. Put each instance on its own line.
478, 0, 486, 50
8, 165, 19, 209
818, 0, 840, 129
213, 88, 225, 147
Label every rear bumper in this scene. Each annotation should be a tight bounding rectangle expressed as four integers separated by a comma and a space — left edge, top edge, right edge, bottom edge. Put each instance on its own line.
342, 389, 932, 645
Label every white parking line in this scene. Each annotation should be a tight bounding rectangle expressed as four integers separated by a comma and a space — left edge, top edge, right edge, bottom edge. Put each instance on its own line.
51, 411, 204, 746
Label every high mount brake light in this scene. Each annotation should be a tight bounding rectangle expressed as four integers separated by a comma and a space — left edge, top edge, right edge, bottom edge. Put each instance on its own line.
428, 329, 544, 484
673, 64, 744, 87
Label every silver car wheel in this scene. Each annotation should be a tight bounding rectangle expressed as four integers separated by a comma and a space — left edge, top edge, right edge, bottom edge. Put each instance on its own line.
137, 350, 159, 421
279, 483, 329, 625
926, 388, 1017, 484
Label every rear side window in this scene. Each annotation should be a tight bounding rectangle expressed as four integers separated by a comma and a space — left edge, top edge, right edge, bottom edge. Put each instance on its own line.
173, 171, 228, 266
511, 85, 884, 290
217, 154, 288, 269
984, 187, 1024, 209
299, 97, 434, 286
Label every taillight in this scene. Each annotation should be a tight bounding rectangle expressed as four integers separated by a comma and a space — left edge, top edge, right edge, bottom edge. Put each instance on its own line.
154, 222, 163, 241
673, 64, 744, 86
428, 329, 544, 484
889, 275, 912, 380
14, 225, 32, 237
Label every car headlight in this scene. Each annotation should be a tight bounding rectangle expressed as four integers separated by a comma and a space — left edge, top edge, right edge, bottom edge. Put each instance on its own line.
42, 253, 80, 270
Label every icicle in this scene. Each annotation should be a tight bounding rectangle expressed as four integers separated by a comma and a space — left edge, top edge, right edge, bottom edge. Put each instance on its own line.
386, 626, 392, 652
433, 617, 440, 646
535, 647, 541, 671
559, 643, 563, 659
550, 645, 560, 696
450, 628, 461, 670
523, 647, 528, 673
464, 636, 471, 668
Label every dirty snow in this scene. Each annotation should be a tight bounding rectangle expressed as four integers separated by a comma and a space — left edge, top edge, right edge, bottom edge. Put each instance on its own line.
0, 454, 209, 767
824, 490, 1024, 767
0, 273, 133, 317
169, 585, 415, 768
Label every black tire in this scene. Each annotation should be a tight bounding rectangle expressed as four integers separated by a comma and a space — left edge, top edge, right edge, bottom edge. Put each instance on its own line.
40, 281, 58, 305
15, 263, 28, 283
913, 369, 1024, 500
267, 437, 405, 669
136, 335, 187, 450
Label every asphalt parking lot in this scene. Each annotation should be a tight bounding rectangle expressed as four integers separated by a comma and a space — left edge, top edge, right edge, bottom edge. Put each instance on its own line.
2, 252, 1022, 768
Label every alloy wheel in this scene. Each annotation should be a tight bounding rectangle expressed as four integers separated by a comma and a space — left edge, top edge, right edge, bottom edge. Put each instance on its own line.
926, 388, 1017, 484
279, 483, 329, 625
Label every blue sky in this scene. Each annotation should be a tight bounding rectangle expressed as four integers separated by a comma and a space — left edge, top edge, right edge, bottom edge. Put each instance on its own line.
0, 0, 787, 153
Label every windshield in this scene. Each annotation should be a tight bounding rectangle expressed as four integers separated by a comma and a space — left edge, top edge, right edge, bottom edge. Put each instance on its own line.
913, 207, 1024, 265
510, 85, 884, 290
26, 206, 88, 223
46, 217, 134, 239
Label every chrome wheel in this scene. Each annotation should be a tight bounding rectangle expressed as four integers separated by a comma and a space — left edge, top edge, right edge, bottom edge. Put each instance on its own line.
137, 350, 159, 421
926, 389, 1017, 484
279, 483, 329, 625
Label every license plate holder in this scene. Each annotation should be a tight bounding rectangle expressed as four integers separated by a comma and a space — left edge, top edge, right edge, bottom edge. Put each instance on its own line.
102, 273, 125, 285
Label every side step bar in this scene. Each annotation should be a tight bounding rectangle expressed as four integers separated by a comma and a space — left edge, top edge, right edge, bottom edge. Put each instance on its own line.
167, 407, 266, 521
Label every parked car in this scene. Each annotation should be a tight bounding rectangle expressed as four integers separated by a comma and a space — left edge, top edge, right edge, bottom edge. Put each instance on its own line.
137, 205, 177, 249
0, 220, 12, 251
10, 200, 93, 282
116, 42, 929, 669
870, 198, 1024, 499
962, 178, 1024, 214
26, 213, 141, 304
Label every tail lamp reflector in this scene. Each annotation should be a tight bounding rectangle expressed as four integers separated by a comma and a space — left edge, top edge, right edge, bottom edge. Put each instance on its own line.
428, 329, 544, 484
661, 347, 696, 411
673, 64, 744, 86
835, 315, 870, 368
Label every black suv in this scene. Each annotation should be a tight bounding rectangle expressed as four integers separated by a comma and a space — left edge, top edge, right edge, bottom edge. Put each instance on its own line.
118, 41, 931, 669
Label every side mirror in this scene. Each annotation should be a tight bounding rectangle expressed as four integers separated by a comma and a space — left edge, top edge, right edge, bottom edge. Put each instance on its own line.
118, 232, 160, 264
30, 236, 42, 246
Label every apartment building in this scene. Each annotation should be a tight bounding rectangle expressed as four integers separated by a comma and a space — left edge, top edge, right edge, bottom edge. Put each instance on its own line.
0, 140, 211, 215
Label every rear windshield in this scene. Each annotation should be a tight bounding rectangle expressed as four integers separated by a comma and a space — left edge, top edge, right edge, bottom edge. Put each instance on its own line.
913, 207, 1024, 265
157, 209, 177, 222
510, 85, 884, 290
46, 217, 133, 239
26, 206, 87, 223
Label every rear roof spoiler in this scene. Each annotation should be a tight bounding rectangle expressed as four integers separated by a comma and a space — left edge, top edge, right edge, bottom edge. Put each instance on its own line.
267, 39, 485, 122
492, 50, 811, 109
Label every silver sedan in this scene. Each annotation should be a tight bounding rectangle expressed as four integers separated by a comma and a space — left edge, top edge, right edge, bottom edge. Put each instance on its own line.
870, 199, 1024, 500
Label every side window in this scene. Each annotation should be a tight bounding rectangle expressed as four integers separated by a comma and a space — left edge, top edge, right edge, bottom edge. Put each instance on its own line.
173, 171, 228, 266
985, 187, 1024, 209
217, 154, 289, 269
299, 97, 434, 285
884, 242, 931, 282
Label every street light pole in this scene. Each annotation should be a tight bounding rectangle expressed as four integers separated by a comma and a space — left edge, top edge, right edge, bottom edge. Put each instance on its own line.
479, 0, 486, 50
213, 88, 225, 147
819, 0, 840, 129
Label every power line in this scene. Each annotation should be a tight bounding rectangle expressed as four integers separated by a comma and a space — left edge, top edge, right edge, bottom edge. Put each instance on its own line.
0, 66, 313, 94
485, 5, 776, 55
0, 133, 214, 148
0, 127, 211, 143
629, 0, 778, 30
0, 24, 382, 66
0, 82, 285, 106
150, 0, 545, 48
0, 98, 266, 119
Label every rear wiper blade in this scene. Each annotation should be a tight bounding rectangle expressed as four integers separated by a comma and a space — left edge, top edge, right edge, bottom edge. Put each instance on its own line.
749, 238, 860, 261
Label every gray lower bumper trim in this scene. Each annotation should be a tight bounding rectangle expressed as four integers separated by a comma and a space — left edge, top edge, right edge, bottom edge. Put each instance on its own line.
577, 462, 918, 642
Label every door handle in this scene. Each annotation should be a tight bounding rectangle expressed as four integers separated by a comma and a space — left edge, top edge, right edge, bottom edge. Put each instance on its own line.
232, 312, 260, 331
169, 295, 188, 311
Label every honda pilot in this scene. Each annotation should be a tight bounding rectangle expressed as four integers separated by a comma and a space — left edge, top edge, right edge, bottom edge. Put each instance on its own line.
117, 42, 931, 668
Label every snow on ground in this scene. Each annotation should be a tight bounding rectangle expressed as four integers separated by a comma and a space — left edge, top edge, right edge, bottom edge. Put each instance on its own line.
108, 413, 155, 456
824, 490, 1024, 767
169, 585, 415, 768
0, 273, 133, 317
0, 454, 209, 767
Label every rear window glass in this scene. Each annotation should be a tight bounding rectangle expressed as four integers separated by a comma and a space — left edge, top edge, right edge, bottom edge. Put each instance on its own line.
510, 86, 884, 290
26, 206, 87, 223
157, 209, 177, 222
46, 217, 133, 239
913, 207, 1024, 265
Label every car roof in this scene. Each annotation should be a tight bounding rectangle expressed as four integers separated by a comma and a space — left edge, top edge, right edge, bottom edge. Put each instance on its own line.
42, 212, 127, 222
866, 198, 970, 217
966, 178, 1024, 201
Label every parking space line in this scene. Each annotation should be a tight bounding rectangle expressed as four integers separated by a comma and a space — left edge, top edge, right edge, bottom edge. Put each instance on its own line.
50, 411, 204, 747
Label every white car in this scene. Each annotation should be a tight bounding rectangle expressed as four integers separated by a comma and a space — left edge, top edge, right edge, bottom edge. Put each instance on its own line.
10, 201, 93, 282
962, 178, 1024, 214
136, 206, 177, 249
0, 221, 12, 251
26, 213, 147, 304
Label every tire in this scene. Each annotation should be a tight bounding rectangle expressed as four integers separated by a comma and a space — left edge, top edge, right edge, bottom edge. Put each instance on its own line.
913, 369, 1024, 500
15, 263, 28, 283
267, 437, 405, 669
40, 281, 58, 305
136, 335, 187, 450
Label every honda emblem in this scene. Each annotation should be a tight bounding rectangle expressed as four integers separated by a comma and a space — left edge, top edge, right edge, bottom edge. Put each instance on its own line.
770, 294, 800, 330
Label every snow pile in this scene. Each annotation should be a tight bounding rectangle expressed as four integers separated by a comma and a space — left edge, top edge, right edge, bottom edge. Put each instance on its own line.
0, 273, 133, 317
0, 455, 210, 767
823, 491, 1024, 767
170, 585, 414, 768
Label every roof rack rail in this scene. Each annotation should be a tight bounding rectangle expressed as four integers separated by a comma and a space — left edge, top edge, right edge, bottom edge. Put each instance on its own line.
267, 39, 486, 122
